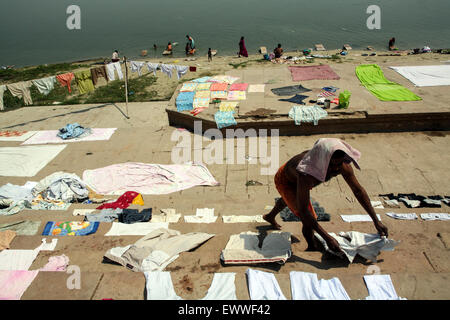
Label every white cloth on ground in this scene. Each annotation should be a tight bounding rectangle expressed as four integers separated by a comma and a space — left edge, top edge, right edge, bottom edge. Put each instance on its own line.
73, 209, 96, 216
184, 208, 217, 223
145, 272, 237, 300
150, 208, 181, 223
31, 76, 56, 95
104, 228, 214, 272
222, 215, 265, 223
385, 212, 418, 220
32, 171, 88, 202
364, 274, 407, 300
221, 231, 292, 265
39, 238, 58, 251
0, 145, 67, 177
371, 201, 384, 209
145, 271, 182, 300
0, 240, 51, 270
389, 65, 450, 87
104, 222, 169, 236
106, 62, 123, 81
314, 231, 400, 263
246, 268, 287, 300
289, 271, 350, 300
0, 182, 36, 202
384, 199, 400, 208
146, 62, 159, 76
420, 213, 450, 221
340, 214, 381, 222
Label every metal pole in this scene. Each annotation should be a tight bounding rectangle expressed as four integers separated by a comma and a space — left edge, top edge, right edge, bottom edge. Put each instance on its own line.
124, 56, 130, 118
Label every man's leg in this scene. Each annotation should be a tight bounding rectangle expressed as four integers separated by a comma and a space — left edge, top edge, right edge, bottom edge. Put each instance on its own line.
263, 197, 286, 230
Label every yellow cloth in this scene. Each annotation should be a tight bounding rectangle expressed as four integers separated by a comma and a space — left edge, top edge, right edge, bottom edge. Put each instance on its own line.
74, 70, 95, 94
219, 101, 238, 111
131, 194, 144, 206
195, 90, 210, 99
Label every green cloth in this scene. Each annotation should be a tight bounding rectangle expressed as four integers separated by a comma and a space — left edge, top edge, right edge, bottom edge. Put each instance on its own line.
74, 70, 95, 94
0, 220, 41, 236
355, 64, 421, 101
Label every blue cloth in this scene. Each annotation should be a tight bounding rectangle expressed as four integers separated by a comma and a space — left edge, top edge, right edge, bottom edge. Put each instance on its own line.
57, 123, 86, 140
176, 92, 195, 111
191, 77, 211, 83
288, 105, 328, 126
42, 221, 100, 236
214, 110, 237, 129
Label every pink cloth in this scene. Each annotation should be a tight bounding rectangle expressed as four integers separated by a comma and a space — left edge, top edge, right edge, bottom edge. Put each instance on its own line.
0, 270, 39, 300
229, 83, 249, 91
40, 255, 69, 272
82, 162, 219, 195
296, 138, 361, 182
288, 65, 340, 81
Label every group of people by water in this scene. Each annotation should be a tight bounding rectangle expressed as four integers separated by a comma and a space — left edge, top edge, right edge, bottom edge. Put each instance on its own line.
110, 35, 399, 62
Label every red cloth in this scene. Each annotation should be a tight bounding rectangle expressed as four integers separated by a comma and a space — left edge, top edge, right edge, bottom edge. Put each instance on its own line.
210, 82, 228, 91
56, 73, 75, 93
288, 65, 340, 81
239, 39, 248, 57
229, 83, 249, 91
96, 191, 140, 210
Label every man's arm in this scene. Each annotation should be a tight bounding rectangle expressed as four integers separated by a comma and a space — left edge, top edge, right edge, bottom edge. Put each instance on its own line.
341, 162, 389, 237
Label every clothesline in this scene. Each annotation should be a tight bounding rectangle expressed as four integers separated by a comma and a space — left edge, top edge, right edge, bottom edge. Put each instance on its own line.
0, 60, 189, 110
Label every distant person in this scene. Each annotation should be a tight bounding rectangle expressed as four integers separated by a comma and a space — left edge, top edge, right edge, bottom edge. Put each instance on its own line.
186, 35, 195, 49
238, 36, 248, 58
389, 37, 397, 51
274, 43, 283, 59
185, 41, 192, 56
112, 50, 120, 62
166, 42, 173, 53
208, 48, 212, 62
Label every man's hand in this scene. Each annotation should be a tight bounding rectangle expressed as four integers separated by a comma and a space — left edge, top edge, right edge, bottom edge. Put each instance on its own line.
326, 236, 343, 254
375, 222, 389, 237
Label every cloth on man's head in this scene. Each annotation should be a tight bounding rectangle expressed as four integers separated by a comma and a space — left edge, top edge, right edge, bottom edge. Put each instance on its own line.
296, 138, 361, 182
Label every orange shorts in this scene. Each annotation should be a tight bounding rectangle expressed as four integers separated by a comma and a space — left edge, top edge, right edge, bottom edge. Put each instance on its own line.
274, 163, 317, 220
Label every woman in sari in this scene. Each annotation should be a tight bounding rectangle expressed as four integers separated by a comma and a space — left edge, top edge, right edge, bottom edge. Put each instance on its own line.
238, 36, 248, 57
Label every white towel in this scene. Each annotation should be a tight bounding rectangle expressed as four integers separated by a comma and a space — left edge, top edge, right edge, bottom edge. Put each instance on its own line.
246, 268, 287, 300
105, 222, 169, 236
289, 271, 350, 300
385, 212, 418, 220
340, 214, 381, 222
184, 208, 217, 223
145, 272, 237, 300
420, 213, 450, 221
364, 274, 407, 300
222, 215, 265, 223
